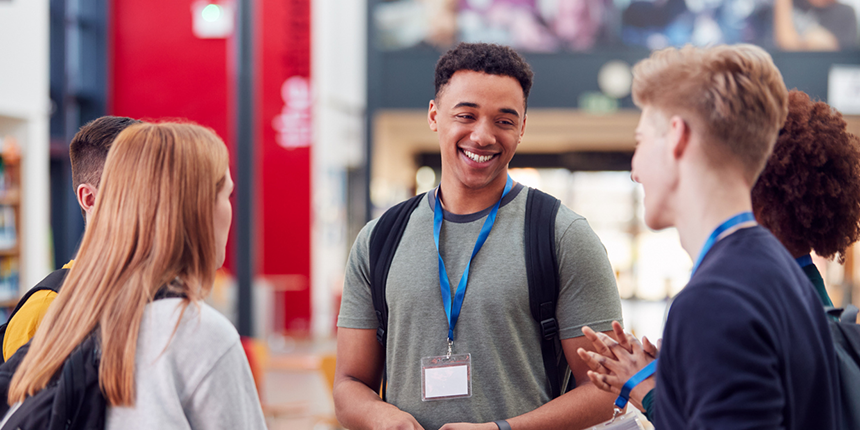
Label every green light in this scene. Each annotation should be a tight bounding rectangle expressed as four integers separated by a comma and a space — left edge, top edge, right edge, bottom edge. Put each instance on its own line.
201, 4, 221, 22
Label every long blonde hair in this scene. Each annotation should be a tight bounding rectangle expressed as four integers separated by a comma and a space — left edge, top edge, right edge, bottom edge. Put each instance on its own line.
9, 122, 230, 406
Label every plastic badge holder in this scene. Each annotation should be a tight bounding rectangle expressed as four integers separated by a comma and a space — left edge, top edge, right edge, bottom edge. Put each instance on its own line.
585, 410, 646, 430
420, 353, 472, 401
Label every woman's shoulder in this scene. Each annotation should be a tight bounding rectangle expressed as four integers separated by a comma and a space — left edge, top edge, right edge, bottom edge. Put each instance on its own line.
142, 299, 240, 353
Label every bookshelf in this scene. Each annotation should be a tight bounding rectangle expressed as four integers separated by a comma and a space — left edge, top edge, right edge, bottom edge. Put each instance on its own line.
0, 136, 21, 322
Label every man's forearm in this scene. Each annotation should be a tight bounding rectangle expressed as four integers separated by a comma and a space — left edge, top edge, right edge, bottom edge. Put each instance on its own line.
505, 382, 616, 430
774, 0, 802, 50
333, 377, 411, 430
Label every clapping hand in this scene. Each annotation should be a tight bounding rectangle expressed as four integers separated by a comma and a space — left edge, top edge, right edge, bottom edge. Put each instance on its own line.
576, 321, 659, 411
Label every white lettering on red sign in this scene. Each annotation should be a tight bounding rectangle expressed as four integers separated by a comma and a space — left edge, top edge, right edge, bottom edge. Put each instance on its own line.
272, 76, 312, 149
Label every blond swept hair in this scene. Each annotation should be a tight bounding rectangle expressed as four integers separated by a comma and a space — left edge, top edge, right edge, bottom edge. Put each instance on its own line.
8, 122, 229, 406
632, 44, 789, 179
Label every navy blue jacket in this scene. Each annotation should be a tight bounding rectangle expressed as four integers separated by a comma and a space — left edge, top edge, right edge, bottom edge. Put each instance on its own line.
655, 226, 840, 429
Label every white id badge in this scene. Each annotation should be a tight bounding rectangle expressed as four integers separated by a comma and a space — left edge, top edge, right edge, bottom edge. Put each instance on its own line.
584, 410, 646, 430
420, 354, 472, 401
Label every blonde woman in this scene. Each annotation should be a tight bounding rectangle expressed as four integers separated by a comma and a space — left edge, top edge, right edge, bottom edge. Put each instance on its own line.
4, 122, 265, 429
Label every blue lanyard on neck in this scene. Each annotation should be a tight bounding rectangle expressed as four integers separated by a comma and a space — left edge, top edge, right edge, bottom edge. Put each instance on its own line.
691, 211, 755, 276
795, 254, 813, 268
434, 175, 513, 343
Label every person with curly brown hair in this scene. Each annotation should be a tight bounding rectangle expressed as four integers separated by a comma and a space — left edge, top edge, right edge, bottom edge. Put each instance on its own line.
752, 89, 860, 307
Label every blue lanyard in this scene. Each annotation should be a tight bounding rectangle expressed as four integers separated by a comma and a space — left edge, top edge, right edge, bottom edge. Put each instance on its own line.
691, 211, 755, 276
434, 175, 513, 343
795, 254, 813, 268
613, 211, 755, 412
614, 360, 658, 409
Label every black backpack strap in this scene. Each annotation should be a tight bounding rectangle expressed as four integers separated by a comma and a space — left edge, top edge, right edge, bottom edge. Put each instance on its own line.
368, 193, 425, 401
59, 335, 90, 428
6, 269, 67, 320
368, 193, 426, 348
842, 304, 859, 324
51, 330, 105, 430
524, 188, 566, 398
0, 269, 69, 364
153, 286, 188, 301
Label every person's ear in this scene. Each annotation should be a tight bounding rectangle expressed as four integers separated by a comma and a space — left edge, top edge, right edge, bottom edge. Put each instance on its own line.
428, 99, 439, 132
668, 116, 691, 160
76, 183, 97, 216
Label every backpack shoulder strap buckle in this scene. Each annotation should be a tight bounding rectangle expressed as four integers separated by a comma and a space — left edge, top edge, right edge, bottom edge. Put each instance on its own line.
375, 310, 386, 346
540, 317, 559, 340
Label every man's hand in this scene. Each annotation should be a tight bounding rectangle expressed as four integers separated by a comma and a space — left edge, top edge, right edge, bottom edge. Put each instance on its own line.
439, 422, 497, 430
576, 321, 657, 411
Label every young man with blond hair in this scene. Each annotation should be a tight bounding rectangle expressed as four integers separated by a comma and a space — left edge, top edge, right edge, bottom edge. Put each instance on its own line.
579, 44, 841, 429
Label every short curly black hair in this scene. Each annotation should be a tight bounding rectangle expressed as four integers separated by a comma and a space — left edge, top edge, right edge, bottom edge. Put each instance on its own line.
434, 42, 534, 108
752, 90, 860, 262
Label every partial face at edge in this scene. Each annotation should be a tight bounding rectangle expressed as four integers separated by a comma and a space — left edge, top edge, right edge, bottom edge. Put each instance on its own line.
631, 106, 676, 231
428, 70, 526, 193
214, 169, 234, 268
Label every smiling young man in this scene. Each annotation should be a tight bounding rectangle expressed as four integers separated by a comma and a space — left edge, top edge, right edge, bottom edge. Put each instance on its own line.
334, 43, 623, 430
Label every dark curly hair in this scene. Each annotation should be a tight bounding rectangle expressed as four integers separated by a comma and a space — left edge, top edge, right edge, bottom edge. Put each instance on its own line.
434, 42, 534, 108
751, 90, 860, 262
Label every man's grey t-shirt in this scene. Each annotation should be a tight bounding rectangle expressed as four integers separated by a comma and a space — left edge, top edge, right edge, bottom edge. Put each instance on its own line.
338, 185, 623, 429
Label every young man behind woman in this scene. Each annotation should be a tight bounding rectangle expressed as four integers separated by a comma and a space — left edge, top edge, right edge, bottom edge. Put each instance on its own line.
2, 116, 140, 362
3, 122, 265, 429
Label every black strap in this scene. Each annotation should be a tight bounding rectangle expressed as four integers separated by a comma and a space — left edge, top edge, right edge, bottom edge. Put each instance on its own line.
827, 305, 860, 324
6, 269, 67, 321
369, 193, 426, 348
524, 188, 567, 398
153, 286, 187, 301
369, 193, 425, 401
60, 336, 89, 427
843, 304, 859, 324
0, 269, 68, 365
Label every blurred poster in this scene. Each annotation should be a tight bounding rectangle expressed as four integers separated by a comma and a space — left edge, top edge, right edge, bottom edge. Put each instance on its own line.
622, 0, 858, 51
621, 0, 773, 49
374, 0, 860, 52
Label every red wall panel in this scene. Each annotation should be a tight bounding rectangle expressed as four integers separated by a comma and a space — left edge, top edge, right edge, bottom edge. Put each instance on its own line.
109, 0, 235, 270
110, 1, 231, 142
110, 0, 314, 332
259, 0, 313, 332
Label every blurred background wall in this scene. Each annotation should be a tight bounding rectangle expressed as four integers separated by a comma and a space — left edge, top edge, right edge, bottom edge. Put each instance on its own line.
3, 0, 860, 345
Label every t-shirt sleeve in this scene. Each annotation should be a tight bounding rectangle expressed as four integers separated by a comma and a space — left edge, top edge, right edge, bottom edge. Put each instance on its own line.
3, 290, 57, 361
659, 286, 784, 429
337, 219, 379, 329
182, 341, 267, 430
555, 213, 623, 339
